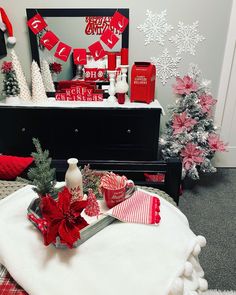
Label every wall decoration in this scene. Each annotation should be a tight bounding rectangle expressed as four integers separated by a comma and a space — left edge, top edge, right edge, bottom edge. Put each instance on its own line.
27, 13, 47, 35
169, 21, 205, 55
110, 11, 129, 34
11, 50, 32, 103
39, 31, 59, 51
73, 48, 87, 65
100, 28, 119, 49
54, 42, 72, 62
85, 16, 119, 35
88, 41, 106, 61
137, 10, 173, 46
150, 49, 181, 85
27, 10, 128, 65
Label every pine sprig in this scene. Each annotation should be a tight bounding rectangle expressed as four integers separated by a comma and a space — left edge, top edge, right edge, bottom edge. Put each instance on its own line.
28, 138, 58, 198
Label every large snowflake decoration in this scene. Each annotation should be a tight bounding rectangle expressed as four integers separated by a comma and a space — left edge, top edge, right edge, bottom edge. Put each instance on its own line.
137, 10, 173, 46
151, 49, 181, 85
169, 21, 205, 55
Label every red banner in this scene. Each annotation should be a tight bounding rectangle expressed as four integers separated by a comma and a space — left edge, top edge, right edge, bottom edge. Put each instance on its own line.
27, 13, 47, 34
54, 42, 72, 62
88, 41, 106, 61
110, 11, 129, 33
40, 31, 59, 50
73, 48, 87, 65
100, 29, 119, 49
27, 12, 128, 64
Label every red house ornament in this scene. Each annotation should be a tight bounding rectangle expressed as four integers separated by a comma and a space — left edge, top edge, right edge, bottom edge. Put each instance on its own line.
27, 13, 47, 34
40, 31, 59, 50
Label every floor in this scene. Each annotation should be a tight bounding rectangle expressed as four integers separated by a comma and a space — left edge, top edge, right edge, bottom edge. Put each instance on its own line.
179, 168, 236, 291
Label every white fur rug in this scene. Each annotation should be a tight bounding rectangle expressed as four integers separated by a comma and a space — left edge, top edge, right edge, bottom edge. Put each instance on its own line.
205, 291, 236, 295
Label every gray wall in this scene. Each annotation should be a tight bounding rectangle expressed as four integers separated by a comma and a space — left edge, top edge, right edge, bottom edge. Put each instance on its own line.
0, 0, 232, 120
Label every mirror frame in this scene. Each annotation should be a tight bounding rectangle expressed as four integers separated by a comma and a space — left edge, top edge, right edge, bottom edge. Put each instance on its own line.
26, 8, 129, 96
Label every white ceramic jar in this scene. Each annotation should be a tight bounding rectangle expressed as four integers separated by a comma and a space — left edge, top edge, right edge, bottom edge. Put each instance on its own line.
65, 158, 83, 201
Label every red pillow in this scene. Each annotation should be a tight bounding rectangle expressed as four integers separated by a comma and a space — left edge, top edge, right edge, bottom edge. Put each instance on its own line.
144, 173, 165, 183
0, 155, 34, 180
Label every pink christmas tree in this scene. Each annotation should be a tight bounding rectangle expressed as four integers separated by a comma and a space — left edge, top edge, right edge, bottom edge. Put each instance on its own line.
160, 65, 226, 180
85, 189, 100, 217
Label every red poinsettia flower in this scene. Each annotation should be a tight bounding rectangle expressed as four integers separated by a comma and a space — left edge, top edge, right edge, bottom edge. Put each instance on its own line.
49, 62, 62, 74
180, 143, 204, 170
172, 112, 197, 135
173, 76, 198, 95
40, 187, 88, 248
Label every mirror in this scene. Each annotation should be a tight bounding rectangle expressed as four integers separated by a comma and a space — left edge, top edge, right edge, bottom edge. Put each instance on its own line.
26, 8, 129, 95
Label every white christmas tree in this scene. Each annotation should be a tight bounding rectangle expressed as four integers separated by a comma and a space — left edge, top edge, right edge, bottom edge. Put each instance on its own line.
11, 50, 32, 103
41, 59, 55, 92
31, 60, 48, 103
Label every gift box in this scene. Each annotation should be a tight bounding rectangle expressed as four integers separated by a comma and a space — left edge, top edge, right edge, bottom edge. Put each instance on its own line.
130, 62, 156, 104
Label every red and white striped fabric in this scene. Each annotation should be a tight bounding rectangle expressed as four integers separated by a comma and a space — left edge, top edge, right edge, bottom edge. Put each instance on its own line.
108, 189, 161, 224
0, 265, 27, 294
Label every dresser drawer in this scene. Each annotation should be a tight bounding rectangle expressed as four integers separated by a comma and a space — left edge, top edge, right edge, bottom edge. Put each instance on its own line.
0, 109, 51, 156
0, 106, 161, 161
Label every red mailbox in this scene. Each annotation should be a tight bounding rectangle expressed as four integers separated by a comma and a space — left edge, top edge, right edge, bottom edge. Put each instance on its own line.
130, 62, 156, 104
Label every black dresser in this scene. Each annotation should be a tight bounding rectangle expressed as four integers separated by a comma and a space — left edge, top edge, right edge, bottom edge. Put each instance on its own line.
0, 104, 182, 204
0, 105, 161, 160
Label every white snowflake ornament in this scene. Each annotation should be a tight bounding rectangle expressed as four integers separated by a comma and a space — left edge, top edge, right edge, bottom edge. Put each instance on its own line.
151, 48, 181, 85
169, 21, 205, 55
137, 10, 173, 46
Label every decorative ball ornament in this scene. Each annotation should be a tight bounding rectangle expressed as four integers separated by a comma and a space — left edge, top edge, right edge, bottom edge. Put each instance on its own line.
170, 278, 184, 295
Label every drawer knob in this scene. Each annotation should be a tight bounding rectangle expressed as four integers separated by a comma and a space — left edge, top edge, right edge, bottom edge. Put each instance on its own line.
74, 128, 79, 133
21, 127, 26, 132
127, 129, 131, 134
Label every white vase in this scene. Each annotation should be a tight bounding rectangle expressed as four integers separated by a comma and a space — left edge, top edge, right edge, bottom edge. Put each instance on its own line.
5, 96, 21, 105
65, 158, 83, 201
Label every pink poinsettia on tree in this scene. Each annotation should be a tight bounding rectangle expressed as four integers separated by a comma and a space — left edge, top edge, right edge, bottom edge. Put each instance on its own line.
180, 143, 204, 170
172, 112, 197, 135
208, 134, 226, 152
199, 94, 217, 114
173, 76, 198, 95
